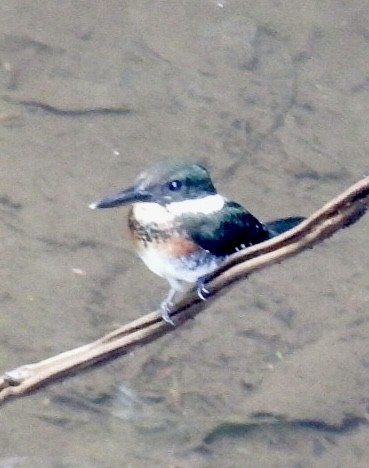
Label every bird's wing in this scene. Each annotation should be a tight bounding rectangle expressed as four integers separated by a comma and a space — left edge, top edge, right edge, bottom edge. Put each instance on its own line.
182, 201, 271, 257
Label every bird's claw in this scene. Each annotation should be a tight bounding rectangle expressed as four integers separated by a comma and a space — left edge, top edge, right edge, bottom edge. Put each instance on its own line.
160, 301, 176, 326
196, 278, 211, 301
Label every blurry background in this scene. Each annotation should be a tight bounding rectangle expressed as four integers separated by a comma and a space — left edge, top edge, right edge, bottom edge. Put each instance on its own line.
0, 1, 368, 466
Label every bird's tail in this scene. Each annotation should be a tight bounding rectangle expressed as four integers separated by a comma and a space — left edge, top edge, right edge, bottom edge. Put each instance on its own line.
265, 216, 305, 237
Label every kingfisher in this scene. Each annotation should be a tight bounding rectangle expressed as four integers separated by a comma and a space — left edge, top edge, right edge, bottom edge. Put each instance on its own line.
89, 161, 303, 325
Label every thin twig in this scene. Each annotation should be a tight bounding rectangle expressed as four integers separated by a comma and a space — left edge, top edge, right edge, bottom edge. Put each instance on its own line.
0, 176, 368, 402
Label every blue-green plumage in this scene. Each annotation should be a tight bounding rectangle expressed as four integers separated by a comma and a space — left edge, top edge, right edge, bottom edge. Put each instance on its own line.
181, 200, 271, 257
90, 161, 304, 324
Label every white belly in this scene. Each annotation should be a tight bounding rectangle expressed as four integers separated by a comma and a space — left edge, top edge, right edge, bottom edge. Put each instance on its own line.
137, 243, 220, 289
131, 195, 225, 290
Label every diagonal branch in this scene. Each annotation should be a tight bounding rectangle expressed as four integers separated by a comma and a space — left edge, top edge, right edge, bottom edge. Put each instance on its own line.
0, 176, 368, 403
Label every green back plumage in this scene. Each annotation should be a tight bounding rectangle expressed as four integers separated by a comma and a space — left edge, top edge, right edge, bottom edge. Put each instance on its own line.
181, 201, 271, 257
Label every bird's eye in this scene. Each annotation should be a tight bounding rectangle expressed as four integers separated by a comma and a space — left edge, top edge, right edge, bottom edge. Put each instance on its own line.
167, 180, 182, 191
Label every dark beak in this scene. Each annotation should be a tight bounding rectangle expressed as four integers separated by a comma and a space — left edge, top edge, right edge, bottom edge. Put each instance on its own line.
89, 186, 151, 209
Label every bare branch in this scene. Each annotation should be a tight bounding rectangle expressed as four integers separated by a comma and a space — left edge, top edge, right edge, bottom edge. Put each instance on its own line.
0, 176, 368, 402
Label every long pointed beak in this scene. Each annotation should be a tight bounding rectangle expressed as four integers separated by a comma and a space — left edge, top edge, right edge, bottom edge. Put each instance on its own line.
89, 186, 151, 210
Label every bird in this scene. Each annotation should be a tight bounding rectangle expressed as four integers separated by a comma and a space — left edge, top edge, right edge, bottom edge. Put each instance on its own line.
89, 161, 304, 325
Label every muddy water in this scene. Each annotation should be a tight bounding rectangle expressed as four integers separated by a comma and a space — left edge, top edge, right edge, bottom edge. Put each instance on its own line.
0, 1, 369, 467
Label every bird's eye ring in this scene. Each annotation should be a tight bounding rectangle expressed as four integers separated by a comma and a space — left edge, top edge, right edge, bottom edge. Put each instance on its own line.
167, 180, 182, 191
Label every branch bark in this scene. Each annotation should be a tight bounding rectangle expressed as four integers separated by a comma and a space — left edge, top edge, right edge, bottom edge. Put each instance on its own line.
0, 176, 368, 402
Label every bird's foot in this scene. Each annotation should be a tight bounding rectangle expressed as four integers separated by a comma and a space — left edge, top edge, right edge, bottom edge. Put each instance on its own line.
160, 300, 176, 326
196, 277, 212, 301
